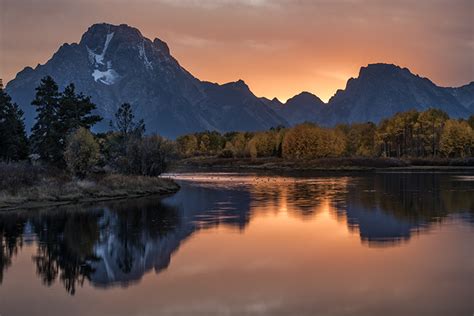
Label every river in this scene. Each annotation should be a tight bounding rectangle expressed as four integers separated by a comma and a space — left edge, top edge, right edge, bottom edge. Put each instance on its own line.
0, 171, 473, 315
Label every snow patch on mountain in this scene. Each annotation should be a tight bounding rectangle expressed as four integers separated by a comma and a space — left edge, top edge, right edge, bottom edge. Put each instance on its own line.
92, 69, 119, 85
138, 41, 153, 70
87, 32, 114, 66
87, 32, 120, 85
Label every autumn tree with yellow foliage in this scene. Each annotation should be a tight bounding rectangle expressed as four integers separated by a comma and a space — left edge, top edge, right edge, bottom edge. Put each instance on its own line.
440, 120, 473, 158
174, 109, 473, 161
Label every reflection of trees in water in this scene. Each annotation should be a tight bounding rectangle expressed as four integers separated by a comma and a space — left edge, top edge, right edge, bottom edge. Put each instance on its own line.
364, 173, 473, 222
30, 208, 102, 295
338, 173, 474, 246
1, 173, 472, 293
0, 188, 252, 294
247, 176, 349, 218
0, 213, 27, 283
164, 184, 252, 230
286, 178, 348, 218
246, 173, 473, 246
0, 199, 180, 295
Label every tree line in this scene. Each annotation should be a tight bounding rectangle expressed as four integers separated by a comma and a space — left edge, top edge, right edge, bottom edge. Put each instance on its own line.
0, 76, 173, 177
176, 110, 474, 159
1, 76, 473, 175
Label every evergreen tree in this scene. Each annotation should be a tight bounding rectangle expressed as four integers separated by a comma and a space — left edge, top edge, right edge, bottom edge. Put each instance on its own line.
30, 77, 102, 165
57, 83, 102, 134
30, 76, 62, 163
0, 80, 29, 161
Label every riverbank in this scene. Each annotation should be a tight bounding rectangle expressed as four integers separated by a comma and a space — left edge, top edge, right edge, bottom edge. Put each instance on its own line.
172, 156, 474, 172
0, 171, 180, 211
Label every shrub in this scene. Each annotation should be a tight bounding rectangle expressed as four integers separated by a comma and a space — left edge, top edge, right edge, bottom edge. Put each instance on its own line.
123, 135, 175, 176
64, 128, 100, 178
0, 162, 42, 193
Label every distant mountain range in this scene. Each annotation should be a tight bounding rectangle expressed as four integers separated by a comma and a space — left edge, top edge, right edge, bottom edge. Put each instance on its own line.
316, 64, 473, 126
261, 91, 327, 126
5, 23, 473, 138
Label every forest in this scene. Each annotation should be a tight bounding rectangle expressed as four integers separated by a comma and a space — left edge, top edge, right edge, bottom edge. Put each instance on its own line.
176, 109, 474, 160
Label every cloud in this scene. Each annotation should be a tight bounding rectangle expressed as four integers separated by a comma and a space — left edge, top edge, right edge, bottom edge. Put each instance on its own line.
174, 35, 218, 47
155, 0, 272, 9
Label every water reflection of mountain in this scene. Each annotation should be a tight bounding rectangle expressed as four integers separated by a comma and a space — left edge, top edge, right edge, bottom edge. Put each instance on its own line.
0, 172, 472, 294
0, 183, 253, 294
245, 172, 473, 246
336, 173, 474, 246
91, 185, 252, 287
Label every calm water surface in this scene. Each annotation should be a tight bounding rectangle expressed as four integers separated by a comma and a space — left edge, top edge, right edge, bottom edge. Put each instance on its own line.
0, 172, 473, 316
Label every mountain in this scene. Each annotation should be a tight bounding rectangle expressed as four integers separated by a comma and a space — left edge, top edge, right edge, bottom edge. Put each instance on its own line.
265, 64, 472, 127
6, 23, 287, 138
444, 82, 474, 112
6, 24, 473, 136
197, 80, 287, 132
317, 63, 472, 125
266, 92, 326, 125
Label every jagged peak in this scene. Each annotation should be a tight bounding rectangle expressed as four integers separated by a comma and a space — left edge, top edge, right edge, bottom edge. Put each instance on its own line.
19, 66, 34, 73
153, 38, 170, 55
261, 97, 283, 107
81, 24, 142, 51
235, 79, 247, 86
81, 23, 143, 42
358, 63, 411, 78
286, 91, 324, 105
326, 63, 436, 101
79, 23, 173, 61
224, 79, 250, 91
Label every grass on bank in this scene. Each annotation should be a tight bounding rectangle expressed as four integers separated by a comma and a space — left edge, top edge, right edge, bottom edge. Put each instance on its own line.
0, 162, 179, 210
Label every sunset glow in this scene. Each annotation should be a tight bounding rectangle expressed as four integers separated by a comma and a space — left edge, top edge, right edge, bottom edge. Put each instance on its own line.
1, 0, 473, 102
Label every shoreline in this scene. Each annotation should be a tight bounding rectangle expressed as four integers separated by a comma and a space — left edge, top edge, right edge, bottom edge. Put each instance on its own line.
3, 157, 473, 212
0, 191, 178, 212
171, 157, 474, 173
0, 175, 180, 211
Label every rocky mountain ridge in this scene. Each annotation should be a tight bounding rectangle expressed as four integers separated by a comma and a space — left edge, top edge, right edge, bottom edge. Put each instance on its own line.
5, 24, 473, 137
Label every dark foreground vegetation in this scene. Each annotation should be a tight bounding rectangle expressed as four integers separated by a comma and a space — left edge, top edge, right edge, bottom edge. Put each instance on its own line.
0, 77, 178, 210
0, 162, 178, 210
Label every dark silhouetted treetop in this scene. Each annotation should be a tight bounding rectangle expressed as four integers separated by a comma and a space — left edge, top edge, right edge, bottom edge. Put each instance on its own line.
0, 83, 28, 161
30, 76, 103, 165
30, 76, 62, 163
58, 83, 102, 134
112, 103, 145, 138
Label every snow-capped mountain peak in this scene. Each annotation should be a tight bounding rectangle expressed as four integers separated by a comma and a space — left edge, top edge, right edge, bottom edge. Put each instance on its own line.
5, 23, 288, 137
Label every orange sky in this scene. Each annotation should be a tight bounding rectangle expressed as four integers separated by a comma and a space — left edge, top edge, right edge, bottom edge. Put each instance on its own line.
1, 0, 473, 102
